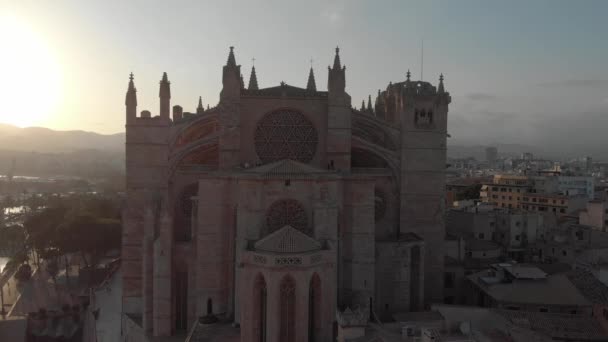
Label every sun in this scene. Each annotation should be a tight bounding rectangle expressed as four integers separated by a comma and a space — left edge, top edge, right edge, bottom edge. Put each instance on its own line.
0, 14, 62, 128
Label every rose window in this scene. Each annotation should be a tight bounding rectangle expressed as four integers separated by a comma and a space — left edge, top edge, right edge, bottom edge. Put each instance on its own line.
254, 109, 318, 163
266, 199, 310, 235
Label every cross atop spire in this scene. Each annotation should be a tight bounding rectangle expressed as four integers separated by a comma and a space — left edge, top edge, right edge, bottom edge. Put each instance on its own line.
438, 73, 445, 93
332, 46, 341, 69
248, 65, 259, 90
227, 46, 237, 67
128, 72, 135, 91
306, 66, 317, 92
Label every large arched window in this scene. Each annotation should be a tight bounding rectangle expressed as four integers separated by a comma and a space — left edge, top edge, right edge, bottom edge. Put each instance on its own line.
280, 275, 296, 341
254, 109, 318, 163
308, 273, 322, 342
253, 274, 267, 342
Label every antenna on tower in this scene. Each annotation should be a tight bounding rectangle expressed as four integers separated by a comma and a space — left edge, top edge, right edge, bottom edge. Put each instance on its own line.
421, 39, 424, 81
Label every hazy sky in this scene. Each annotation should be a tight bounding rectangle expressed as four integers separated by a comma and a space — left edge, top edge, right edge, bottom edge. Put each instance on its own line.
2, 0, 608, 150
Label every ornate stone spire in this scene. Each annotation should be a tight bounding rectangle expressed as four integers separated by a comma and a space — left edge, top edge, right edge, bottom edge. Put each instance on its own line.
306, 67, 317, 92
227, 46, 237, 67
126, 72, 137, 104
221, 46, 242, 100
360, 100, 365, 111
406, 69, 411, 82
248, 65, 259, 90
197, 96, 204, 115
438, 73, 445, 93
159, 72, 171, 120
328, 46, 346, 96
332, 46, 341, 70
125, 72, 137, 123
367, 94, 373, 113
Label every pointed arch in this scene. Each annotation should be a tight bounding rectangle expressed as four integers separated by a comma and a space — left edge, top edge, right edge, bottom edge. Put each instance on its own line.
253, 273, 267, 342
279, 275, 296, 341
308, 273, 322, 342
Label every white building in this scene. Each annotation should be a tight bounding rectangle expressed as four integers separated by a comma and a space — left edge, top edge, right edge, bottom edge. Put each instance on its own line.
558, 176, 595, 199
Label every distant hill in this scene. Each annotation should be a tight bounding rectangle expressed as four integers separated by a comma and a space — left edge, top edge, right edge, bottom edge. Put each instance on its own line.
0, 124, 124, 153
0, 125, 124, 178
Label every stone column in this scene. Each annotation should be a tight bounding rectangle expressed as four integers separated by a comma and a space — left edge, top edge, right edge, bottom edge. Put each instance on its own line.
142, 207, 154, 333
152, 207, 172, 336
266, 275, 280, 342
295, 272, 309, 342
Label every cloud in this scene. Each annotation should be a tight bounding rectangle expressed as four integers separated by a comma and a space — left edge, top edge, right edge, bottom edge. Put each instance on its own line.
538, 79, 608, 88
466, 93, 497, 101
321, 1, 345, 24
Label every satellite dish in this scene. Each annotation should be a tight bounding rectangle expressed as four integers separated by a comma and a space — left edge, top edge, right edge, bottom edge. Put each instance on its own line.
459, 321, 471, 335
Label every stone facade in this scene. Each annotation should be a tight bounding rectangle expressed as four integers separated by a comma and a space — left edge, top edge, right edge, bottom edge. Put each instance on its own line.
121, 47, 450, 341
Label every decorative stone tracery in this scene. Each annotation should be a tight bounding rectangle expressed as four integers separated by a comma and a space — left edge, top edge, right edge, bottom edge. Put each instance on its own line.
266, 199, 310, 235
254, 109, 318, 163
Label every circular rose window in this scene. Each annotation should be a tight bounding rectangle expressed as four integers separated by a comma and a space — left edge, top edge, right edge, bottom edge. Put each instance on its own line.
266, 199, 310, 235
254, 109, 318, 163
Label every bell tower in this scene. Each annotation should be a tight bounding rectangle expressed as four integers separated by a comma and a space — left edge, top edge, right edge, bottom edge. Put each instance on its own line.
399, 74, 451, 305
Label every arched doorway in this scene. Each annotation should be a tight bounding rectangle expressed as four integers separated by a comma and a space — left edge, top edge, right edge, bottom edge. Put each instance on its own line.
280, 275, 296, 341
207, 298, 213, 315
308, 273, 322, 342
253, 274, 267, 342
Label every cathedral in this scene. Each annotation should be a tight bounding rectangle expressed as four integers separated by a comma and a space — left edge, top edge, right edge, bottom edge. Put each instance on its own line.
121, 46, 450, 341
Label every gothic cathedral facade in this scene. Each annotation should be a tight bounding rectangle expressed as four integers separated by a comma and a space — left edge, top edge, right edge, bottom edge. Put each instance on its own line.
121, 47, 450, 341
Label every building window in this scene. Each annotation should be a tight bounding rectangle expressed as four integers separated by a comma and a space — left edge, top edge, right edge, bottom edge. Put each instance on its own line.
562, 250, 567, 256
515, 235, 520, 241
444, 272, 456, 289
506, 306, 520, 311
539, 308, 548, 313
560, 208, 565, 213
279, 276, 296, 341
309, 274, 321, 342
478, 233, 485, 239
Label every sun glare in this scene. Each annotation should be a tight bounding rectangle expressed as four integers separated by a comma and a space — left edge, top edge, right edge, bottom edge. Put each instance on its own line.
0, 14, 62, 128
